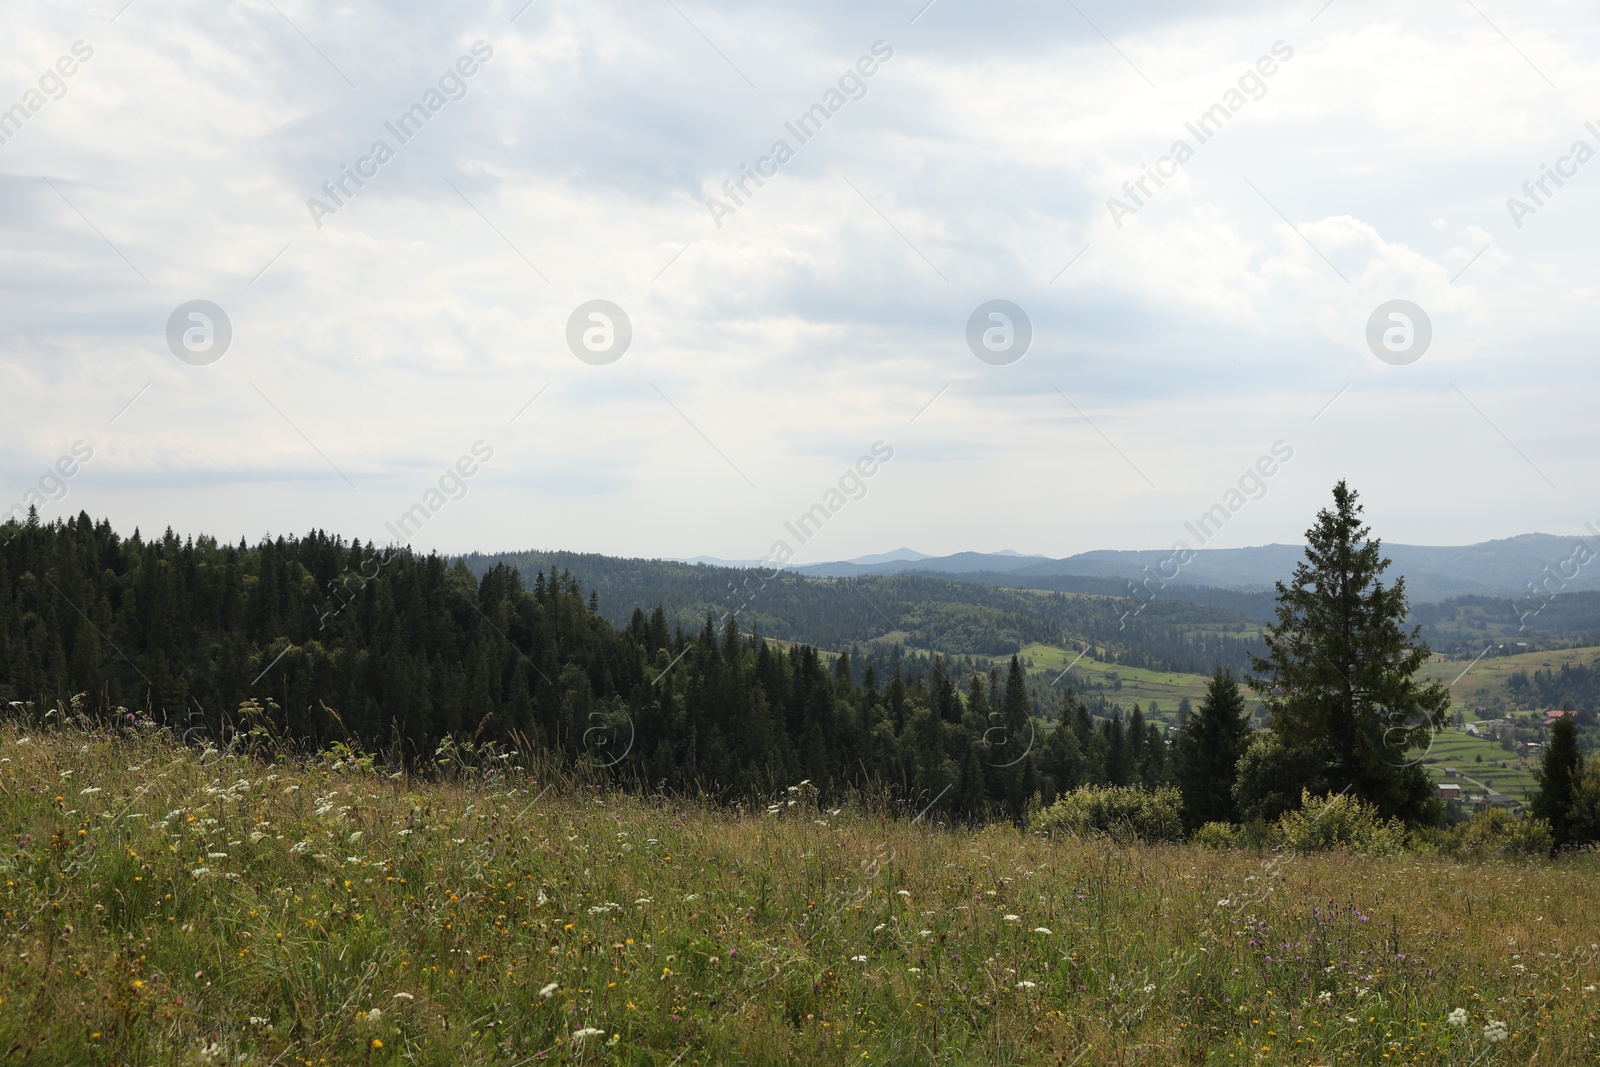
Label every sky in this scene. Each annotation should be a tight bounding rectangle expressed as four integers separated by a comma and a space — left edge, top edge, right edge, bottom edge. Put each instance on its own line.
2, 0, 1597, 565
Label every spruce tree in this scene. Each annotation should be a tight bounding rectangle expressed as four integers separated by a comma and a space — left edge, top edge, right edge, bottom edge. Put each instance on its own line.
1530, 715, 1583, 849
1244, 481, 1449, 824
1173, 667, 1252, 830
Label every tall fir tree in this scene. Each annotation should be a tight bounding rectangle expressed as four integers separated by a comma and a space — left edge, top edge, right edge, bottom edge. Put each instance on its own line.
1173, 667, 1253, 830
1530, 715, 1583, 850
1243, 481, 1449, 824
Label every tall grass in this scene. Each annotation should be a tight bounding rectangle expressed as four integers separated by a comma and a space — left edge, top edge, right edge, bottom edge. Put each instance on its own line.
0, 716, 1597, 1065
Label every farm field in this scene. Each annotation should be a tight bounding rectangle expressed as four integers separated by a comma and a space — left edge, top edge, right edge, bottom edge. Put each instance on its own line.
3, 723, 1600, 1065
1417, 730, 1540, 800
1418, 644, 1600, 713
1011, 644, 1257, 723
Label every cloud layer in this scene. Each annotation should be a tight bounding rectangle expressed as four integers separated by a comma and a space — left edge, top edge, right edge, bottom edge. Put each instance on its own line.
2, 0, 1597, 561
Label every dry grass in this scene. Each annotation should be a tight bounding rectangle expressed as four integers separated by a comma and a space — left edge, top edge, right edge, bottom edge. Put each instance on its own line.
1, 719, 1598, 1065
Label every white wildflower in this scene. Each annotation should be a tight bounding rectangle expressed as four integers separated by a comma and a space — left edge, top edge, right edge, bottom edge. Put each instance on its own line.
392, 992, 414, 1000
539, 982, 560, 999
79, 787, 101, 795
364, 1008, 382, 1024
896, 889, 910, 897
1316, 991, 1332, 1004
1142, 984, 1156, 994
1016, 980, 1037, 989
850, 955, 867, 963
907, 967, 922, 974
920, 930, 933, 937
207, 852, 228, 859
1447, 1008, 1468, 1028
1217, 899, 1231, 907
248, 1015, 269, 1026
572, 1027, 606, 1045
1482, 1020, 1508, 1043
1002, 914, 1020, 922
1032, 927, 1052, 935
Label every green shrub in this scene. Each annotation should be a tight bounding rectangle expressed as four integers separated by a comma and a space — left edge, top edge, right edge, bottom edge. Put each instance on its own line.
1030, 785, 1184, 843
1273, 790, 1406, 856
1190, 821, 1240, 850
1455, 807, 1553, 859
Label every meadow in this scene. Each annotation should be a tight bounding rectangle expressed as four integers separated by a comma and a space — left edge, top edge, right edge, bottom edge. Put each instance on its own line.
2, 719, 1599, 1066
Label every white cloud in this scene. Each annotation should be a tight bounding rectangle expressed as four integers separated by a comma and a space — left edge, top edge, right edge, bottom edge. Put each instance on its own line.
1, 0, 1597, 560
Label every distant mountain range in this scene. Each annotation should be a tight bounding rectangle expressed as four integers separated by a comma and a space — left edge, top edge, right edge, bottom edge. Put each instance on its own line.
771, 534, 1599, 603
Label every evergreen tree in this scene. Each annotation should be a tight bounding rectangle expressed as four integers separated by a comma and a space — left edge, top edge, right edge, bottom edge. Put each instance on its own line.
1173, 667, 1252, 830
1244, 481, 1449, 824
1530, 715, 1583, 850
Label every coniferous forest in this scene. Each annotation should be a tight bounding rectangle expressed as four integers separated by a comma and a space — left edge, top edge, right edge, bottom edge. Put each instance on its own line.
0, 511, 1167, 819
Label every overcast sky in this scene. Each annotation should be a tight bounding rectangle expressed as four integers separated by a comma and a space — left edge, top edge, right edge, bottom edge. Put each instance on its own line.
2, 0, 1596, 564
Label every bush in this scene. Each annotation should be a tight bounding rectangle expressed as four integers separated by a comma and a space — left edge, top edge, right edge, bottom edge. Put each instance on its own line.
1190, 821, 1240, 850
1454, 807, 1553, 859
1030, 785, 1184, 844
1273, 790, 1406, 856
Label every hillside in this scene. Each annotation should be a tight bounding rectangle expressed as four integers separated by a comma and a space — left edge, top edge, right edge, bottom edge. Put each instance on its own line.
790, 534, 1600, 603
2, 723, 1597, 1065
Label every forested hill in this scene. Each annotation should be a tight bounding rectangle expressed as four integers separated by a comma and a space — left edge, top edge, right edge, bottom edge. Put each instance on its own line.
0, 513, 1172, 814
457, 549, 1266, 675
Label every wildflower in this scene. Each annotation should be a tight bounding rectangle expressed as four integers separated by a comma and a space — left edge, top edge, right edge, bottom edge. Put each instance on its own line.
392, 992, 413, 1000
1142, 984, 1156, 994
371, 1039, 383, 1049
1032, 927, 1052, 935
1584, 985, 1597, 995
1446, 1008, 1467, 1028
1002, 914, 1020, 922
907, 967, 922, 974
920, 930, 933, 938
572, 1027, 606, 1045
896, 889, 910, 897
634, 897, 652, 905
850, 955, 867, 963
1482, 1020, 1508, 1043
539, 982, 560, 999
1317, 991, 1332, 1004
79, 787, 101, 795
248, 1016, 269, 1026
1017, 980, 1037, 989
874, 924, 886, 932
1217, 899, 1231, 907
365, 1008, 382, 1024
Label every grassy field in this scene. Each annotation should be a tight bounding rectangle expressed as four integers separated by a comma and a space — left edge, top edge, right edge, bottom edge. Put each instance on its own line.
1416, 732, 1539, 799
1011, 644, 1238, 722
1417, 645, 1600, 713
3, 722, 1600, 1065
